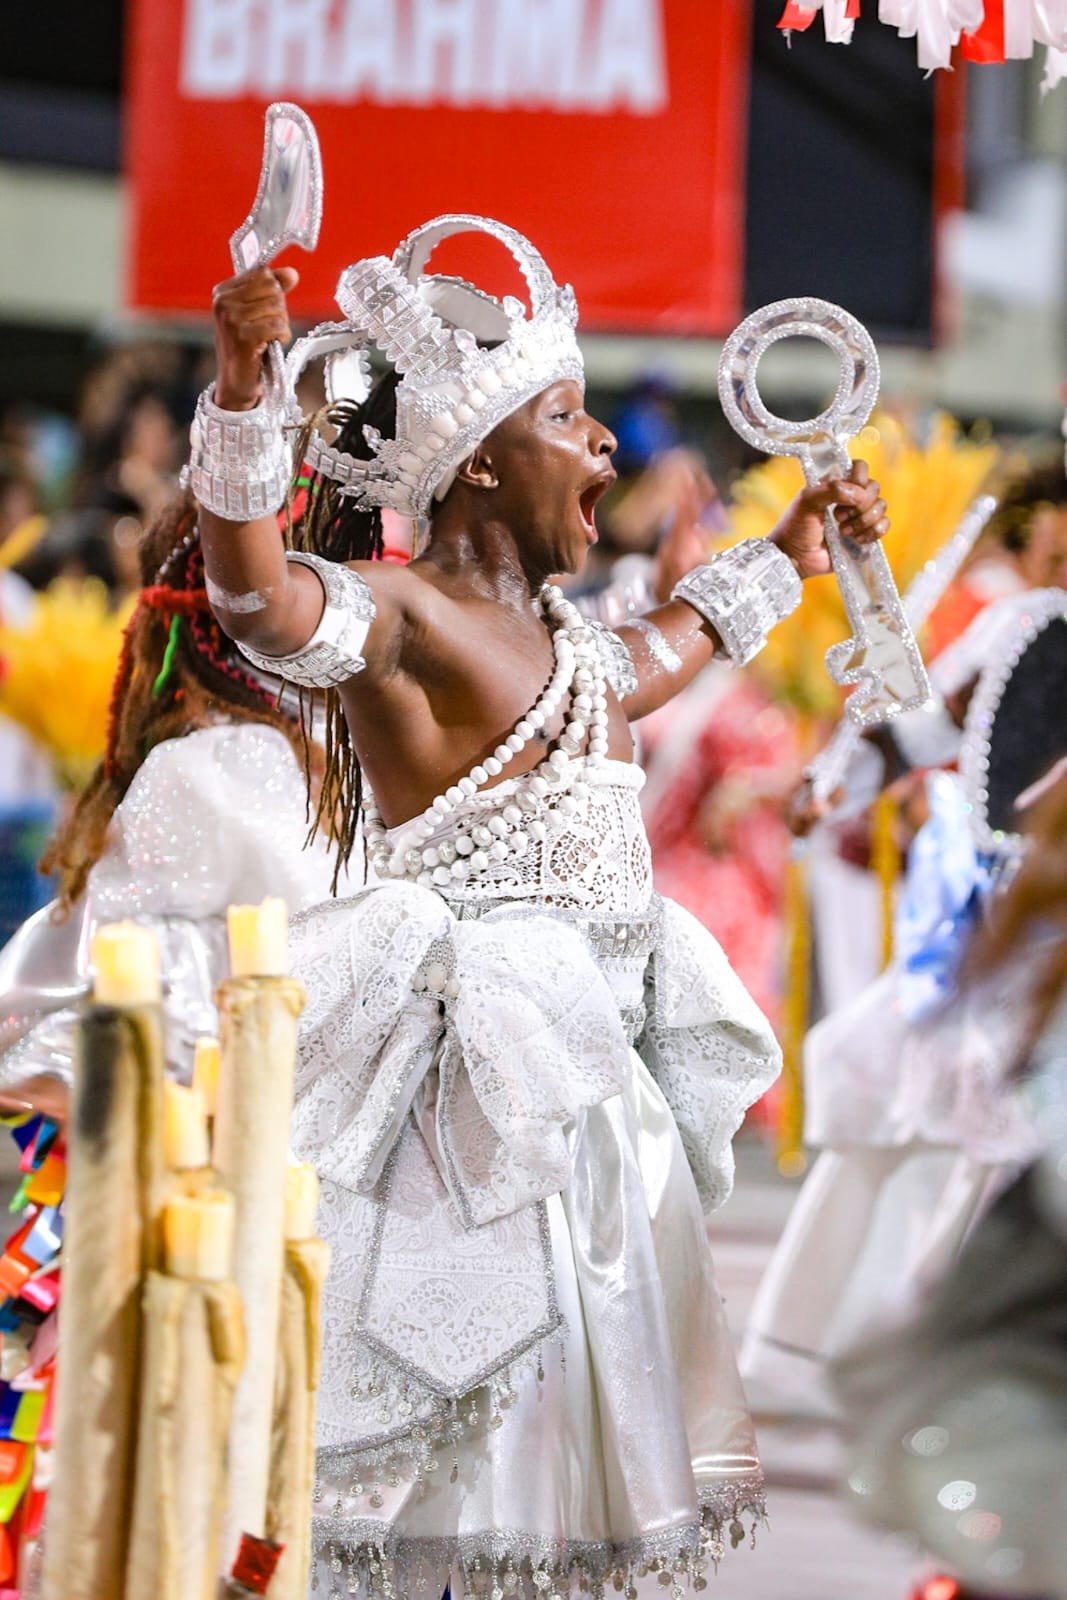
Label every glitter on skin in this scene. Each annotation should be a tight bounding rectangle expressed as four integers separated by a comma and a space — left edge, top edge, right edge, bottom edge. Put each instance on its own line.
629, 617, 684, 675
205, 574, 275, 614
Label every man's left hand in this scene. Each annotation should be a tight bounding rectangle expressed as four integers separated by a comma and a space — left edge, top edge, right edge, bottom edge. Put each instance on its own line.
769, 459, 889, 581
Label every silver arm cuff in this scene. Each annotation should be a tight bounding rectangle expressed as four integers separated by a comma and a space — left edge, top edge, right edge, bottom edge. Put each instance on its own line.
671, 539, 801, 668
235, 552, 377, 688
585, 619, 638, 700
182, 384, 295, 522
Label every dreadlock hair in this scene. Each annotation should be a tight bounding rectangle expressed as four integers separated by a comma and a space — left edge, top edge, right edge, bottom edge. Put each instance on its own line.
285, 368, 401, 891
986, 458, 1067, 554
42, 487, 311, 912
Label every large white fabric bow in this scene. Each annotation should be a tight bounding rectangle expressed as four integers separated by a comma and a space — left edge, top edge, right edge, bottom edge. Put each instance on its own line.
287, 882, 633, 1226
643, 899, 784, 1214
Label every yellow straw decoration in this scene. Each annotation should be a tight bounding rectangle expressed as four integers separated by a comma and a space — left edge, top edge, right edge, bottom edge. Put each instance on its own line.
777, 849, 811, 1177
871, 792, 902, 970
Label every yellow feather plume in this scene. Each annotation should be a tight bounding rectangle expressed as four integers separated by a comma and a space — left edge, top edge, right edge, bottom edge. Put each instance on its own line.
0, 580, 135, 789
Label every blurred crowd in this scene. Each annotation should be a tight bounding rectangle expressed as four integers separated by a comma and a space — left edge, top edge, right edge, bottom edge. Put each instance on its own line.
0, 343, 206, 598
0, 345, 213, 942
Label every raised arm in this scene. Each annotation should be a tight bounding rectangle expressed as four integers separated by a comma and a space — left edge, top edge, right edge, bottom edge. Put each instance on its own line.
192, 265, 403, 677
612, 462, 889, 722
193, 266, 324, 653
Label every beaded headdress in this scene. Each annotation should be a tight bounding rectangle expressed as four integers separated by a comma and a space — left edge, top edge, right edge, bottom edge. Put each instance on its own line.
285, 214, 584, 519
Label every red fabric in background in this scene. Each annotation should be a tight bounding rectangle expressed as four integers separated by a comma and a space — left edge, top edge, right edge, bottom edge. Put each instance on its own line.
777, 1, 860, 31
960, 0, 1006, 62
126, 0, 751, 336
777, 3, 819, 30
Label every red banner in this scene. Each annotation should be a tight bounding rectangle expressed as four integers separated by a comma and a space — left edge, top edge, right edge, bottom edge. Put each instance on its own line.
959, 0, 1006, 62
126, 0, 751, 335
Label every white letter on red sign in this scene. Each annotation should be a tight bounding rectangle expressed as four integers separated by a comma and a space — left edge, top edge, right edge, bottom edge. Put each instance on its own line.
262, 0, 332, 93
182, 0, 255, 96
487, 0, 584, 109
588, 0, 667, 114
331, 0, 401, 101
408, 0, 479, 106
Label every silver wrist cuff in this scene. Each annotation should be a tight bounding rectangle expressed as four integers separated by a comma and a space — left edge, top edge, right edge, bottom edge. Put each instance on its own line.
235, 552, 377, 689
182, 384, 295, 522
672, 539, 801, 668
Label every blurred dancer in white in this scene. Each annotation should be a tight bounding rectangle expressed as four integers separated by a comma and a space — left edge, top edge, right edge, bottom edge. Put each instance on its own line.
839, 766, 1067, 1600
0, 493, 338, 1102
741, 588, 1067, 1419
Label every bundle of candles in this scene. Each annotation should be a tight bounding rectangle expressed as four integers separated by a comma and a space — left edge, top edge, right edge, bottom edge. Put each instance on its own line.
36, 897, 328, 1600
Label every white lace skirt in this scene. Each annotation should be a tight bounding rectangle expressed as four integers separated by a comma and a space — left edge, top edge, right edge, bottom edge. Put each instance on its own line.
310, 1052, 763, 1599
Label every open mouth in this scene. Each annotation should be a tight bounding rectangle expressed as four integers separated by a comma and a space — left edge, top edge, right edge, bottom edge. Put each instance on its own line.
578, 471, 615, 540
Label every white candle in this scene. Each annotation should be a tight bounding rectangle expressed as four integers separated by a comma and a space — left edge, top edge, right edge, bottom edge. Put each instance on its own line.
163, 1081, 210, 1172
90, 921, 161, 1007
193, 1036, 221, 1118
284, 1163, 319, 1241
227, 898, 289, 978
162, 1190, 235, 1281
213, 974, 305, 1565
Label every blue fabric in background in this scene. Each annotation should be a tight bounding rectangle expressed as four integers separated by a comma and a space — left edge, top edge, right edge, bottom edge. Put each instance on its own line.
0, 803, 56, 952
896, 772, 996, 1023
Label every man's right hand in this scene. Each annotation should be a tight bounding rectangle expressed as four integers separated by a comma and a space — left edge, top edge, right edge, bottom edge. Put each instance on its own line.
211, 265, 299, 411
785, 774, 844, 838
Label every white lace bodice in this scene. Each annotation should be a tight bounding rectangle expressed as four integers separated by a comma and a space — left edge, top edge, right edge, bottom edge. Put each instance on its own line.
382, 758, 653, 920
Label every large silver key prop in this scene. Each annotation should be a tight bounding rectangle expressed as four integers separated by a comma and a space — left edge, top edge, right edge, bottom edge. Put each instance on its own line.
805, 492, 998, 802
230, 101, 324, 407
718, 297, 931, 731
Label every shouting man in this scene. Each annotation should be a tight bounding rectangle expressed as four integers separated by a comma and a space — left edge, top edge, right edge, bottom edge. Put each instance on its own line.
192, 215, 888, 1597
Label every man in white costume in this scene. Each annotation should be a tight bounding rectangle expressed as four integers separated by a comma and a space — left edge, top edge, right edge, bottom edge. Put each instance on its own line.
191, 216, 889, 1597
741, 587, 1067, 1421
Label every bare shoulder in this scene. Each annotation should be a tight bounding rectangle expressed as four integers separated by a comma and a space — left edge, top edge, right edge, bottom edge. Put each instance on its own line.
335, 556, 472, 682
342, 557, 463, 627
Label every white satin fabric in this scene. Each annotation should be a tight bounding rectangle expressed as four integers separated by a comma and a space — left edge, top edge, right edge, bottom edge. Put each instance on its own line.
804, 964, 1038, 1162
294, 762, 781, 1598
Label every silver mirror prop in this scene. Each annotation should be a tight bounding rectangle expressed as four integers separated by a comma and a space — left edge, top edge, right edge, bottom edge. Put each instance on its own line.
718, 299, 932, 753
229, 101, 324, 410
806, 491, 999, 802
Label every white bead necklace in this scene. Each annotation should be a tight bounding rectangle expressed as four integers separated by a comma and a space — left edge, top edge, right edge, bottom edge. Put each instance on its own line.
363, 584, 609, 889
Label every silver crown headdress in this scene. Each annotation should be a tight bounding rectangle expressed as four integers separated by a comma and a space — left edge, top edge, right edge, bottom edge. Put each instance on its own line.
284, 214, 584, 519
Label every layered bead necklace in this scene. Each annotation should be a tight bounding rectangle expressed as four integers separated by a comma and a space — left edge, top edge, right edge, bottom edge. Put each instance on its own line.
363, 584, 609, 889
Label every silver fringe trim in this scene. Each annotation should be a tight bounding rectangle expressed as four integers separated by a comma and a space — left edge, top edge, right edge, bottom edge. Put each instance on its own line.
310, 1479, 767, 1598
316, 1332, 566, 1499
